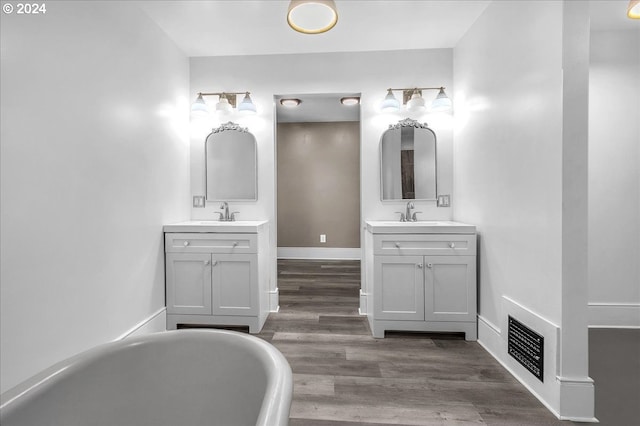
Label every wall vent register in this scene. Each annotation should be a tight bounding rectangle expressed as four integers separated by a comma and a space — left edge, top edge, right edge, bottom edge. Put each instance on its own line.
508, 315, 544, 382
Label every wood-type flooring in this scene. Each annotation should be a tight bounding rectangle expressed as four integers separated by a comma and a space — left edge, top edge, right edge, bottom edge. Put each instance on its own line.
257, 259, 569, 426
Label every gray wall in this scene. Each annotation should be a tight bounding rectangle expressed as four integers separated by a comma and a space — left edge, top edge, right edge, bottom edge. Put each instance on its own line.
277, 122, 360, 248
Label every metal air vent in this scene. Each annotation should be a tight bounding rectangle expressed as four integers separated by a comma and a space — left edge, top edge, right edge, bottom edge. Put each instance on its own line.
508, 316, 544, 382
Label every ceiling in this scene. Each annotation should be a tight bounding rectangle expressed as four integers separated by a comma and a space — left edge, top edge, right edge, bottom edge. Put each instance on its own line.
138, 1, 638, 58
275, 93, 360, 123
138, 0, 492, 57
138, 1, 637, 122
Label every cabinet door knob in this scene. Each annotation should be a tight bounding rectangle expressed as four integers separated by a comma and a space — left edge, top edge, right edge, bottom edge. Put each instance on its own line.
204, 260, 210, 265
417, 264, 423, 269
427, 263, 433, 269
183, 241, 190, 247
449, 242, 456, 249
395, 242, 401, 248
211, 260, 218, 266
232, 241, 239, 247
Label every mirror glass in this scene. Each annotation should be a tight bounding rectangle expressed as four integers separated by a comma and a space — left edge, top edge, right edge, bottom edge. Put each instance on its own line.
380, 118, 437, 200
205, 122, 257, 201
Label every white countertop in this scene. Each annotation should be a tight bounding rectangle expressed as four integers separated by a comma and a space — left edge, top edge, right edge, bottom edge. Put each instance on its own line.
163, 220, 268, 233
366, 220, 476, 234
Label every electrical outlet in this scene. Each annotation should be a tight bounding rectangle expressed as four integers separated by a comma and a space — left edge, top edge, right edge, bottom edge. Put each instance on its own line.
437, 195, 450, 207
320, 234, 326, 243
193, 196, 206, 208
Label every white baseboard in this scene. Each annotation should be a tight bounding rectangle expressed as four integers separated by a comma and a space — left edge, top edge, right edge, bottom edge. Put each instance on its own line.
588, 303, 640, 328
359, 290, 368, 316
116, 308, 167, 341
477, 298, 594, 421
277, 247, 361, 260
269, 288, 279, 312
477, 309, 565, 421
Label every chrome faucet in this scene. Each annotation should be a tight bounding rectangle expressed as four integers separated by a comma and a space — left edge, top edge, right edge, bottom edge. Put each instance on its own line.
216, 202, 239, 222
220, 202, 230, 221
405, 202, 415, 222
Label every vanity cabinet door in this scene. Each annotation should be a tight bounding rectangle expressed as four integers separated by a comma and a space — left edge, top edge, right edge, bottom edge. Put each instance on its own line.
373, 255, 425, 321
424, 256, 476, 322
211, 254, 258, 316
166, 253, 212, 315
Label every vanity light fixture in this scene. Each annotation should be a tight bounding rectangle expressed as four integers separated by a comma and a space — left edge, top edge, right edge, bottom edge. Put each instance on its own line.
381, 87, 452, 113
431, 88, 453, 111
406, 91, 426, 113
216, 94, 233, 114
628, 0, 640, 18
381, 89, 401, 112
287, 0, 338, 34
237, 92, 258, 115
190, 91, 257, 116
340, 96, 360, 106
280, 98, 301, 107
191, 93, 209, 116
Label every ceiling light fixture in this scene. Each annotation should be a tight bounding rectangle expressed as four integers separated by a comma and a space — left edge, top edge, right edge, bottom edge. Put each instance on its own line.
190, 91, 257, 116
287, 0, 338, 34
340, 96, 360, 106
381, 87, 452, 113
628, 0, 640, 18
280, 98, 301, 107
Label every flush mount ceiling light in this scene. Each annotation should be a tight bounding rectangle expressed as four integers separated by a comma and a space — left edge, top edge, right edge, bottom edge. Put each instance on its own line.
190, 91, 257, 116
280, 98, 301, 107
628, 0, 640, 18
380, 87, 452, 113
287, 0, 338, 34
340, 96, 360, 106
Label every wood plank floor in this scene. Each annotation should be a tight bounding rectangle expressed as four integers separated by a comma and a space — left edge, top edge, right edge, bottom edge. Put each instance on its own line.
257, 260, 568, 426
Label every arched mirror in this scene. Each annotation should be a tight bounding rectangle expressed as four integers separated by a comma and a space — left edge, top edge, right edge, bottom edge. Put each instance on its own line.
380, 118, 437, 201
205, 122, 257, 201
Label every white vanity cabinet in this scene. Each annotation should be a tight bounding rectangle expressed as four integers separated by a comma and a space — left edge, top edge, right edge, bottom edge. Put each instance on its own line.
365, 221, 477, 340
163, 221, 269, 333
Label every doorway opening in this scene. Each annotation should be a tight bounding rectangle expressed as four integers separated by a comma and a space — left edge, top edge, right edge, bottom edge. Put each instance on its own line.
274, 93, 361, 261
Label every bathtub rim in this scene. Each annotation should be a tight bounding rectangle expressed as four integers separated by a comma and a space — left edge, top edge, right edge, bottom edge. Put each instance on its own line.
0, 329, 293, 426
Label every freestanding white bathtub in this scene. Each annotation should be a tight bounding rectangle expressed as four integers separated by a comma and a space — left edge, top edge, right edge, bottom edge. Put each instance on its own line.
0, 329, 293, 426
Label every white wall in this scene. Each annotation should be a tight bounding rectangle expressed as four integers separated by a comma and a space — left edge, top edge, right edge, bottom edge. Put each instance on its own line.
588, 29, 640, 328
454, 1, 593, 421
189, 49, 454, 308
0, 2, 190, 392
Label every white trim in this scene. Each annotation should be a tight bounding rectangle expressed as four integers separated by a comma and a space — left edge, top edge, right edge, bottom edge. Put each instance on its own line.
269, 288, 280, 312
477, 334, 564, 421
588, 303, 640, 328
478, 314, 501, 335
277, 247, 361, 260
116, 307, 167, 341
556, 376, 597, 423
358, 289, 368, 316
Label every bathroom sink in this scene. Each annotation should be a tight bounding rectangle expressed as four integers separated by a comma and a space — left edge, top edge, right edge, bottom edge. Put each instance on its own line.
366, 220, 475, 234
163, 220, 268, 233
